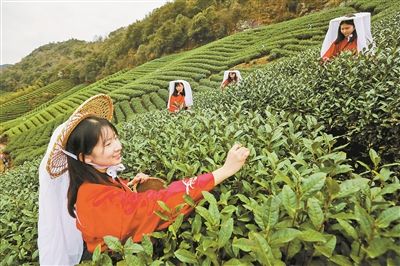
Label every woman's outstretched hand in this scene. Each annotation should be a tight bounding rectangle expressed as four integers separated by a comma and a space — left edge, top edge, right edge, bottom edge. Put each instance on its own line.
212, 144, 250, 185
127, 173, 150, 186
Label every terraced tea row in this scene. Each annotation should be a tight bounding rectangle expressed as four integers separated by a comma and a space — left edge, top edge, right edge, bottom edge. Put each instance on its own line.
0, 79, 75, 122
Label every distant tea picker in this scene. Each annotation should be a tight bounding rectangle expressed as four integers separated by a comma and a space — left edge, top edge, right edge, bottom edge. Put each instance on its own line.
221, 70, 242, 90
321, 12, 373, 61
167, 80, 193, 113
38, 94, 249, 265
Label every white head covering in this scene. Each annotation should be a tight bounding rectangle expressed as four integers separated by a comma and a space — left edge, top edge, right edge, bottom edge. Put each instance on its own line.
221, 70, 242, 86
38, 122, 83, 265
320, 12, 373, 58
167, 80, 193, 108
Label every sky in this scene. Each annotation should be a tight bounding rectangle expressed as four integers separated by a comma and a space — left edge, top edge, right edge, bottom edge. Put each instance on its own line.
1, 0, 170, 65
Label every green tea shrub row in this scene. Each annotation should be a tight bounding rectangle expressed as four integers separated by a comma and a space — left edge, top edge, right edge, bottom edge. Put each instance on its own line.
157, 89, 169, 101
80, 103, 399, 265
141, 94, 158, 111
113, 104, 126, 124
149, 92, 166, 109
130, 98, 147, 114
222, 12, 400, 163
120, 100, 136, 121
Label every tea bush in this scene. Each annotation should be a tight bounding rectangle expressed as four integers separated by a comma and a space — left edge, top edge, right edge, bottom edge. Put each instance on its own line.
85, 104, 399, 265
1, 3, 399, 265
0, 79, 75, 122
3, 103, 398, 265
222, 11, 400, 163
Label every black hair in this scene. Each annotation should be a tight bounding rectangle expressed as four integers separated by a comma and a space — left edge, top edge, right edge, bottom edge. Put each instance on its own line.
172, 82, 186, 96
227, 72, 238, 82
335, 19, 357, 44
66, 116, 120, 218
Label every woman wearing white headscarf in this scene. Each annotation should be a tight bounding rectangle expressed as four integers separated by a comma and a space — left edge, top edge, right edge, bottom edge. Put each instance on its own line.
38, 122, 83, 265
167, 80, 193, 112
38, 94, 250, 263
321, 12, 373, 61
221, 70, 242, 90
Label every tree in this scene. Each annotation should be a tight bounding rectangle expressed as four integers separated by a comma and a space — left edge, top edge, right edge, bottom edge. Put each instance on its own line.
188, 12, 213, 43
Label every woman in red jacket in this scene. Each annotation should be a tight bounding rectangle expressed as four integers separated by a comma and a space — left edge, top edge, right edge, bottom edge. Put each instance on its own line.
168, 82, 187, 112
221, 70, 242, 90
322, 19, 358, 60
40, 94, 249, 264
320, 13, 373, 61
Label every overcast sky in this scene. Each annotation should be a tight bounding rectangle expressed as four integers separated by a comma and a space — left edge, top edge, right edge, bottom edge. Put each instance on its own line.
1, 0, 170, 65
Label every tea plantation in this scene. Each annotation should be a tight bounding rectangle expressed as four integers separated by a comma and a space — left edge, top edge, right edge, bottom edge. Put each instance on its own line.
0, 0, 399, 265
1, 4, 360, 164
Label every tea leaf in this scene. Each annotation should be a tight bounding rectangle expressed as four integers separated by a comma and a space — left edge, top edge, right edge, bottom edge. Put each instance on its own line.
174, 249, 197, 264
170, 214, 184, 237
365, 238, 393, 258
183, 194, 196, 207
314, 235, 336, 258
232, 238, 253, 252
330, 255, 352, 266
104, 236, 123, 252
301, 172, 326, 199
299, 229, 326, 242
369, 149, 381, 168
124, 238, 144, 255
191, 214, 202, 235
335, 178, 369, 199
218, 218, 234, 248
336, 218, 358, 240
154, 210, 169, 221
281, 185, 297, 218
92, 244, 102, 262
269, 228, 302, 245
376, 206, 400, 228
307, 197, 324, 229
196, 206, 214, 226
157, 200, 171, 213
202, 191, 217, 205
249, 232, 275, 265
142, 235, 153, 256
354, 204, 373, 239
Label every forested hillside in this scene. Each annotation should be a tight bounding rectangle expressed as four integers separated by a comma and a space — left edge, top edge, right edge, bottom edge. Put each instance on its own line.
0, 0, 342, 92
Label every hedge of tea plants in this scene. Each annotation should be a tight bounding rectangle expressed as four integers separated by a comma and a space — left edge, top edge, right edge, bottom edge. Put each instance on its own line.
2, 103, 399, 265
0, 79, 75, 122
220, 11, 400, 163
1, 2, 399, 265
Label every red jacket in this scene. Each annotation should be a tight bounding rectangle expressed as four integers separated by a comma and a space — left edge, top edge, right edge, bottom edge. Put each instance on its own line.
75, 173, 214, 252
323, 38, 358, 60
168, 94, 186, 112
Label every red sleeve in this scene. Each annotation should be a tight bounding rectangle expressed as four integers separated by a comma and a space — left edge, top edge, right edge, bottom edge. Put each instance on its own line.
168, 96, 177, 112
76, 173, 214, 252
322, 42, 336, 61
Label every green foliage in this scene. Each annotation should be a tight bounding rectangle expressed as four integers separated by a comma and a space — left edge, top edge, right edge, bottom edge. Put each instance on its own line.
0, 79, 75, 122
1, 2, 400, 265
222, 11, 400, 163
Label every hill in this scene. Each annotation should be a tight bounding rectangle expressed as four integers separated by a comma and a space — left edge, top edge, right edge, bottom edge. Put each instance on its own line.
0, 0, 342, 92
0, 64, 12, 70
